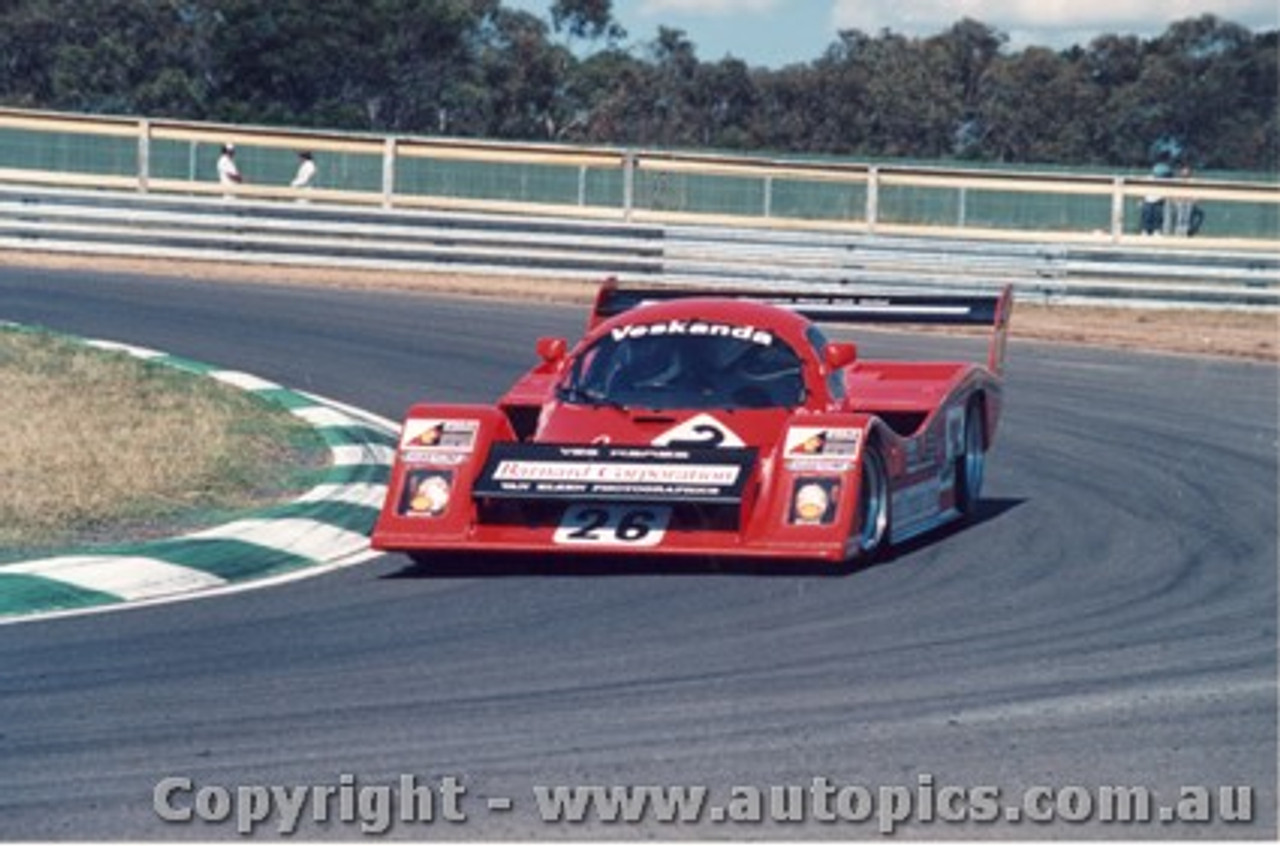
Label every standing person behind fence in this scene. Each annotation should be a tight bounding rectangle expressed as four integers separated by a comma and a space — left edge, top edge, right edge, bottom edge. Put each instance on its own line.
1140, 153, 1173, 235
1171, 161, 1205, 237
217, 144, 242, 197
290, 151, 316, 190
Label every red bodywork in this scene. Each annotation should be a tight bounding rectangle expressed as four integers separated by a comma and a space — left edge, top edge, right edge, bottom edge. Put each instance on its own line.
372, 282, 1012, 563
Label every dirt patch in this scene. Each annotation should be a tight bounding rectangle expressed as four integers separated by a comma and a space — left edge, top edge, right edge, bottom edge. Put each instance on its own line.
1002, 302, 1273, 362
3, 250, 1276, 363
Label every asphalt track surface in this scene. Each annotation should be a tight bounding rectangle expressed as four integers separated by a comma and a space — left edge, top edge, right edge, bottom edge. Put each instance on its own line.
0, 266, 1275, 839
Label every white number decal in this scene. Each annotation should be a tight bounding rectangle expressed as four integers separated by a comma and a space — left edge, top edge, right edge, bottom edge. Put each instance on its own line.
554, 504, 672, 547
651, 413, 745, 448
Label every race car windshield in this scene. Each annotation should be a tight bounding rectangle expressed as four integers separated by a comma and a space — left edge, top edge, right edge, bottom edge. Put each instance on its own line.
558, 329, 807, 410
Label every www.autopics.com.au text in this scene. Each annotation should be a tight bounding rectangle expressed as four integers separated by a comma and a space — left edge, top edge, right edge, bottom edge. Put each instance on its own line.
152, 773, 1255, 835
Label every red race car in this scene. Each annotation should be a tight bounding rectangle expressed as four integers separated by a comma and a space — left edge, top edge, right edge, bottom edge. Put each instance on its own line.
372, 281, 1012, 564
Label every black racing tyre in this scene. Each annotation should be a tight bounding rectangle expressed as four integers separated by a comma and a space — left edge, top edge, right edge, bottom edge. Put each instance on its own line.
853, 443, 891, 561
955, 399, 986, 519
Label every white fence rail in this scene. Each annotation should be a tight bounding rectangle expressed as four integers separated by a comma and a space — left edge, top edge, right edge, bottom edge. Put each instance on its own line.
1, 183, 1276, 310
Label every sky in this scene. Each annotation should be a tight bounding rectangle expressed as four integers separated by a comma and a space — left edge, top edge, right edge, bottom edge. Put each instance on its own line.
504, 0, 1279, 67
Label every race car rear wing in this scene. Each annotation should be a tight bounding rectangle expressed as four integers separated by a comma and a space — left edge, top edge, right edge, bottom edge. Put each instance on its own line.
590, 281, 1014, 374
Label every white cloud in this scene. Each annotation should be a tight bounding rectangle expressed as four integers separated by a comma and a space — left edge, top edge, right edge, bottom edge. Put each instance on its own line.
829, 0, 1278, 47
640, 0, 785, 17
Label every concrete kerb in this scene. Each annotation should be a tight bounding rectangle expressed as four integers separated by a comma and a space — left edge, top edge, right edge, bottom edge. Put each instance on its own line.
0, 324, 398, 622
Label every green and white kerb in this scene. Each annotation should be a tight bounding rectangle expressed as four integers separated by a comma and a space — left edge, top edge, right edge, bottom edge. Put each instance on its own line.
0, 330, 396, 622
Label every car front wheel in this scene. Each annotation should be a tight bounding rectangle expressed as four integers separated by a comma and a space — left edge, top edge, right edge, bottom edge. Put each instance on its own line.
853, 444, 890, 560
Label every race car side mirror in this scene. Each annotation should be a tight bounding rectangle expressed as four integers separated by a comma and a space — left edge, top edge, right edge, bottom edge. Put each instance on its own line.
824, 342, 857, 369
536, 336, 568, 364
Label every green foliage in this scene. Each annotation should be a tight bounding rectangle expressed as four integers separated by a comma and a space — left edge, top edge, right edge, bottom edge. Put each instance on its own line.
0, 2, 1272, 170
551, 0, 623, 42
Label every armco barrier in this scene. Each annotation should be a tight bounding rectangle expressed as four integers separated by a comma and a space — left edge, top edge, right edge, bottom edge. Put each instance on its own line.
0, 182, 1276, 310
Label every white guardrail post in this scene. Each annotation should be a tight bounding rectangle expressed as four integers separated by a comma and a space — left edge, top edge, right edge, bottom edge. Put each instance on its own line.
865, 167, 879, 233
622, 150, 636, 222
1110, 177, 1126, 243
137, 118, 151, 194
381, 137, 397, 209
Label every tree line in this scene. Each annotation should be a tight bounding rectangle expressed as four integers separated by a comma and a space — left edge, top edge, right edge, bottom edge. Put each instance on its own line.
0, 0, 1274, 171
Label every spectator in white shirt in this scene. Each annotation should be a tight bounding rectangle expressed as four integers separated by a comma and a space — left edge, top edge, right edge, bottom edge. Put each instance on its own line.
290, 151, 316, 189
217, 144, 242, 198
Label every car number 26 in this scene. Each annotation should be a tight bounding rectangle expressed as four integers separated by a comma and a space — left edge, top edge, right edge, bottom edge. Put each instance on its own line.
553, 504, 672, 547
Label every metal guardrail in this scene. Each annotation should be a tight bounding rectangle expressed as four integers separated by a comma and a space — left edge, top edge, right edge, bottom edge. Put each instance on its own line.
661, 226, 1280, 308
0, 183, 1275, 310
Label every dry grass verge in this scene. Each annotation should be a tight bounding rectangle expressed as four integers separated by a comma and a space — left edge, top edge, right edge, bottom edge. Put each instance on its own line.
3, 251, 1275, 362
0, 327, 327, 555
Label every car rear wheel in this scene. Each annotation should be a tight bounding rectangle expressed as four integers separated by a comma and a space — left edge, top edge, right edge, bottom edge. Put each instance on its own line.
854, 444, 890, 560
955, 400, 985, 518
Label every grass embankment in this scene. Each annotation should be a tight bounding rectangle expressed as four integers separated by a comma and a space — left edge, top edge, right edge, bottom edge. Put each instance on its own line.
0, 327, 328, 558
